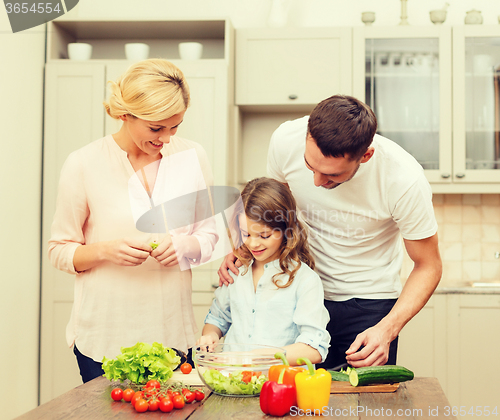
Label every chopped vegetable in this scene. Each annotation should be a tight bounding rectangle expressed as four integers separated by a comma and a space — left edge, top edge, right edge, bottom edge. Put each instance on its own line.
202, 369, 267, 395
150, 242, 158, 250
102, 342, 180, 384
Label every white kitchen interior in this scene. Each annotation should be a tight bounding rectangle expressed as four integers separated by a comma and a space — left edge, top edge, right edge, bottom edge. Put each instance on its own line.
2, 0, 500, 419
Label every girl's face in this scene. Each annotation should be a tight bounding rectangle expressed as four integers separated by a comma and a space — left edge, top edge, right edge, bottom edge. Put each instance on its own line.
121, 111, 185, 156
238, 215, 283, 265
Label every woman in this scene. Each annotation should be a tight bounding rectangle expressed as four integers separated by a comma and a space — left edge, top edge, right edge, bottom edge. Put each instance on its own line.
48, 59, 218, 383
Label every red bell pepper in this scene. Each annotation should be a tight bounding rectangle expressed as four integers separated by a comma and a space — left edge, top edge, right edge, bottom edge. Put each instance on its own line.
259, 369, 297, 417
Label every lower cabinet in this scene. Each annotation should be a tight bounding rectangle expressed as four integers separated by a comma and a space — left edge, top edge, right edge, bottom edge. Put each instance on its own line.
398, 292, 500, 417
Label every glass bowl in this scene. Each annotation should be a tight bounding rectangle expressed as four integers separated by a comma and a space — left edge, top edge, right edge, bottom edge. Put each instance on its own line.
193, 343, 285, 397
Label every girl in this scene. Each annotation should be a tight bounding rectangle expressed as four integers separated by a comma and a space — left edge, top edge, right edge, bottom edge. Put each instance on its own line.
197, 177, 330, 365
48, 59, 218, 382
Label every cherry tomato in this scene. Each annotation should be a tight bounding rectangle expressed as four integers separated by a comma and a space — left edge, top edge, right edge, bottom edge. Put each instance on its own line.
182, 389, 195, 404
172, 391, 181, 397
131, 391, 144, 407
194, 390, 205, 401
180, 362, 193, 374
110, 388, 123, 401
145, 379, 161, 389
159, 397, 174, 412
122, 388, 135, 402
134, 398, 149, 413
148, 398, 159, 411
172, 394, 185, 409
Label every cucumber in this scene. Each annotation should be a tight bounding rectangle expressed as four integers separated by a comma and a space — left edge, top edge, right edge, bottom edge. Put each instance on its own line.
328, 370, 350, 382
349, 365, 414, 387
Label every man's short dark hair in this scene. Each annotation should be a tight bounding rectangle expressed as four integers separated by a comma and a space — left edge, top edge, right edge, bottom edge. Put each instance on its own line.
307, 95, 377, 161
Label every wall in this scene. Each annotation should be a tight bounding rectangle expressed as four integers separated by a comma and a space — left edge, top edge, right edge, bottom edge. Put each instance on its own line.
68, 0, 500, 27
401, 194, 500, 287
0, 7, 45, 420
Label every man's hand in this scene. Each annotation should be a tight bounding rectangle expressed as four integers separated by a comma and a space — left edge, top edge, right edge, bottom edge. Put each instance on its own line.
345, 324, 393, 367
217, 252, 242, 286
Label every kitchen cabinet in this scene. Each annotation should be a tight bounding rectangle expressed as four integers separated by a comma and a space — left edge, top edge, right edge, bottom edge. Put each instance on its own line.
353, 25, 500, 193
452, 26, 500, 187
234, 27, 352, 186
40, 18, 234, 403
235, 27, 352, 106
397, 290, 500, 416
446, 293, 500, 411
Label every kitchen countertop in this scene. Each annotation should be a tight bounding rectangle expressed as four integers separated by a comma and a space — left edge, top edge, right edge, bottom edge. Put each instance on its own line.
15, 376, 456, 420
434, 284, 500, 294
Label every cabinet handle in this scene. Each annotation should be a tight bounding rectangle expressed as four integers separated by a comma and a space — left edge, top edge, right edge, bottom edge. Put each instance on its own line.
288, 94, 298, 100
455, 173, 465, 179
440, 173, 450, 179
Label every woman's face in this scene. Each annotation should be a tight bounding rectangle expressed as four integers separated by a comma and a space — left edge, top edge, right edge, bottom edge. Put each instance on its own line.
122, 111, 186, 156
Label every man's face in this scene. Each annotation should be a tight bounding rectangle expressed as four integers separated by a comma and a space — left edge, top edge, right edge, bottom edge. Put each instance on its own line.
304, 134, 373, 190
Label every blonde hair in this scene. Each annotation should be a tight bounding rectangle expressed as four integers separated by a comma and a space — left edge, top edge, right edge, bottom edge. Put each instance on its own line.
232, 178, 315, 289
104, 59, 190, 121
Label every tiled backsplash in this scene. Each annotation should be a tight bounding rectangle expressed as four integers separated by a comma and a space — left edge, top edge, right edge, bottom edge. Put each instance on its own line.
400, 194, 500, 287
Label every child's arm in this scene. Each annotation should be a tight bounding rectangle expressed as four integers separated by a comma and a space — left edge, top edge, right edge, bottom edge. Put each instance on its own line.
282, 343, 322, 365
196, 324, 223, 349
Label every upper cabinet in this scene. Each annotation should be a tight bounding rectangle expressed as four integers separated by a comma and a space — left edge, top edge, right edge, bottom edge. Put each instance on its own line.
353, 26, 453, 187
452, 26, 500, 187
353, 25, 500, 193
235, 27, 352, 107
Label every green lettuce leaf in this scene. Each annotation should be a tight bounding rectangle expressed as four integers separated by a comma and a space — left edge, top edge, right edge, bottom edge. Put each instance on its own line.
202, 369, 267, 395
102, 342, 180, 384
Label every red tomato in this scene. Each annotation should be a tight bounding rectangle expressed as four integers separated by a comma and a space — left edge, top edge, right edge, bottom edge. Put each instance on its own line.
145, 379, 161, 389
180, 362, 193, 374
131, 391, 144, 408
148, 398, 159, 411
110, 388, 123, 401
172, 391, 181, 397
182, 389, 195, 404
172, 394, 185, 409
134, 398, 149, 413
194, 390, 205, 401
159, 398, 174, 413
122, 388, 135, 402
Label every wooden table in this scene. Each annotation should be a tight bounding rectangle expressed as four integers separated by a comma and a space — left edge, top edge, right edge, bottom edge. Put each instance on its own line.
16, 377, 456, 419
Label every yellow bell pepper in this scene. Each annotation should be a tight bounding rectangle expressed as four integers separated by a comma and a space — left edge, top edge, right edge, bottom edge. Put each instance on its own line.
295, 357, 332, 412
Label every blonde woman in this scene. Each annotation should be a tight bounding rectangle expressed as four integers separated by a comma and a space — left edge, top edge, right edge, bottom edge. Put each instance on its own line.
48, 59, 218, 382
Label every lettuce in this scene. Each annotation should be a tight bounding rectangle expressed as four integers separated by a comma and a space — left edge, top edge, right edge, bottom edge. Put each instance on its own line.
202, 369, 267, 395
102, 342, 180, 384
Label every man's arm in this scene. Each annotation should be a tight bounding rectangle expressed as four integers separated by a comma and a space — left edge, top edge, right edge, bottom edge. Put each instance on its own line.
345, 233, 442, 367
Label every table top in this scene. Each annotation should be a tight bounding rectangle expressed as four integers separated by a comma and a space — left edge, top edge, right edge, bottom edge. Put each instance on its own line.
16, 376, 456, 420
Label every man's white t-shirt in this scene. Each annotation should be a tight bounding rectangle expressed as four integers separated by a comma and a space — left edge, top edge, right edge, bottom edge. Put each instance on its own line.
267, 116, 438, 302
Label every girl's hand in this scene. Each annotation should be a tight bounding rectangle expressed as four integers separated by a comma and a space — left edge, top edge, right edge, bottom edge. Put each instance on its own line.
101, 238, 152, 266
150, 236, 179, 267
196, 333, 219, 352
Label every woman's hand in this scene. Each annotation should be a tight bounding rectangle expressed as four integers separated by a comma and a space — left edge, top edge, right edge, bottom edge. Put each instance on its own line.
101, 238, 152, 266
150, 236, 179, 267
217, 252, 242, 286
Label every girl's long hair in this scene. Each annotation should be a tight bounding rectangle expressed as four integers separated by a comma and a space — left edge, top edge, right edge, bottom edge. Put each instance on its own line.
232, 177, 315, 288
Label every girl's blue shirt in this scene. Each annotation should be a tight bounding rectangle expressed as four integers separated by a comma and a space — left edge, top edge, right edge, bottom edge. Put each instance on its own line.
204, 259, 331, 362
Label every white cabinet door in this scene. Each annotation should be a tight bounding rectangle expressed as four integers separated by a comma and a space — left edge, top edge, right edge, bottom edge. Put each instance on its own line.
41, 62, 106, 403
446, 294, 500, 411
452, 25, 500, 185
397, 295, 448, 393
236, 28, 352, 105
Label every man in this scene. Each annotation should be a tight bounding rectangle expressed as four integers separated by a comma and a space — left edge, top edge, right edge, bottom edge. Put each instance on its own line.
219, 95, 442, 368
